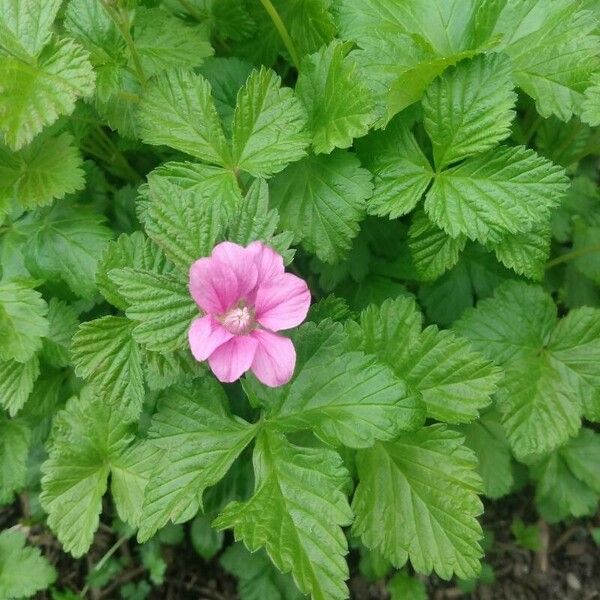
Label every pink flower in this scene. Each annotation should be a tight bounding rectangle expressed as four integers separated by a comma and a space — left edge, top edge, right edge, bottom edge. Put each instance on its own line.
188, 241, 311, 387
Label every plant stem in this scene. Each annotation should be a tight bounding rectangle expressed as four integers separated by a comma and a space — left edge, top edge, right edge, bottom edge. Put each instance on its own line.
102, 3, 146, 86
258, 0, 301, 68
80, 535, 129, 598
545, 244, 600, 269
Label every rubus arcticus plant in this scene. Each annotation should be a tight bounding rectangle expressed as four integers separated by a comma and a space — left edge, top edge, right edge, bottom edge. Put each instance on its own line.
0, 0, 600, 599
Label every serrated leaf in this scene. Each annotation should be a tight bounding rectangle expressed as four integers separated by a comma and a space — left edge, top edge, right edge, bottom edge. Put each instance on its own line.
424, 145, 568, 243
246, 320, 423, 448
0, 133, 85, 209
19, 200, 113, 299
494, 1, 600, 122
132, 8, 213, 76
459, 410, 514, 499
487, 221, 551, 281
97, 232, 172, 311
0, 415, 30, 504
215, 429, 353, 600
139, 176, 225, 273
408, 211, 466, 281
270, 150, 372, 263
72, 317, 144, 421
40, 394, 134, 557
455, 282, 600, 458
0, 0, 62, 60
334, 1, 483, 124
531, 428, 600, 522
0, 355, 38, 417
41, 298, 79, 368
227, 178, 294, 263
0, 279, 48, 363
220, 543, 304, 600
582, 73, 600, 126
108, 268, 197, 353
231, 67, 309, 177
355, 298, 500, 424
111, 441, 162, 528
296, 40, 374, 154
147, 161, 241, 225
358, 118, 433, 219
138, 382, 256, 542
422, 53, 516, 169
0, 529, 56, 600
353, 425, 483, 580
0, 37, 95, 150
137, 68, 229, 165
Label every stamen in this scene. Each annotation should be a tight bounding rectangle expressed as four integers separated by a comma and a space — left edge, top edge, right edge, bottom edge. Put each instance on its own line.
220, 304, 256, 335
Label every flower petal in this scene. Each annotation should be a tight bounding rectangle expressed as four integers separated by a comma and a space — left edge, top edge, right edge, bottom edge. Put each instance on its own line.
188, 315, 233, 362
247, 241, 284, 286
211, 241, 258, 300
255, 273, 311, 331
251, 329, 296, 387
208, 335, 258, 383
189, 257, 238, 314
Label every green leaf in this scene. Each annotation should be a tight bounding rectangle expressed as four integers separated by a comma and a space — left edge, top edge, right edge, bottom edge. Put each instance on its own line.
132, 8, 213, 77
40, 393, 134, 556
96, 232, 172, 311
72, 317, 144, 421
531, 428, 600, 522
220, 543, 304, 600
0, 279, 48, 363
358, 118, 433, 219
147, 161, 242, 226
247, 320, 423, 448
108, 268, 197, 353
0, 0, 62, 59
0, 133, 85, 209
572, 218, 600, 284
41, 298, 79, 368
408, 211, 466, 281
111, 441, 162, 528
487, 221, 551, 281
334, 1, 483, 124
199, 57, 254, 134
296, 40, 374, 154
231, 67, 309, 177
510, 519, 541, 551
459, 410, 514, 499
139, 176, 225, 273
0, 355, 38, 416
270, 150, 372, 263
582, 73, 600, 126
353, 425, 483, 580
191, 514, 223, 561
0, 37, 95, 150
215, 429, 353, 600
424, 145, 568, 243
455, 282, 600, 458
422, 53, 516, 169
0, 529, 56, 599
138, 382, 256, 542
387, 571, 427, 600
227, 178, 294, 263
494, 1, 600, 122
0, 415, 30, 504
355, 298, 500, 424
137, 68, 229, 165
19, 200, 113, 299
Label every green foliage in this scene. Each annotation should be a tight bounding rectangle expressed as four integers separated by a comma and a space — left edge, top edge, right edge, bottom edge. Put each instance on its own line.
0, 529, 56, 600
0, 2, 599, 599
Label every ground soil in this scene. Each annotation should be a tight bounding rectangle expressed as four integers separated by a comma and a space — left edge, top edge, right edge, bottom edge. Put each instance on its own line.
2, 489, 599, 599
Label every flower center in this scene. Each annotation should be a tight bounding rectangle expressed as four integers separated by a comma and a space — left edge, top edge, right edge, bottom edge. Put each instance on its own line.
220, 303, 256, 335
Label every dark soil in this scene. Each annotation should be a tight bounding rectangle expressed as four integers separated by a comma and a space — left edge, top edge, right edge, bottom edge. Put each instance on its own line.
3, 490, 599, 600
